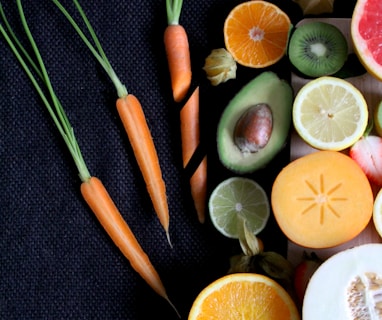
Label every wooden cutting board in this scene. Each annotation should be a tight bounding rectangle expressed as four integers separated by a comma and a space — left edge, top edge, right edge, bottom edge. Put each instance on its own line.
288, 18, 382, 266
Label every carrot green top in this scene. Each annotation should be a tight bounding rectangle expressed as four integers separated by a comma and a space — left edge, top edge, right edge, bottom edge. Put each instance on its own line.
0, 0, 91, 182
166, 0, 184, 25
51, 0, 128, 99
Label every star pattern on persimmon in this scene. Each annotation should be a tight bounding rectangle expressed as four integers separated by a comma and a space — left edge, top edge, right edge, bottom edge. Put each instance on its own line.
297, 174, 347, 224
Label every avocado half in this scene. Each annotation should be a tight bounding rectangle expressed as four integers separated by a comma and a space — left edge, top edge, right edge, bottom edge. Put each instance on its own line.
217, 71, 293, 174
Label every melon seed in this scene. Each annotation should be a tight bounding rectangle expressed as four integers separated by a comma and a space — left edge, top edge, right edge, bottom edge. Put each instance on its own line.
233, 103, 273, 153
347, 272, 382, 318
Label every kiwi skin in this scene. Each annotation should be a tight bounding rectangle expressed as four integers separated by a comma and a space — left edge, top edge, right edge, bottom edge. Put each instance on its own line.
288, 21, 348, 78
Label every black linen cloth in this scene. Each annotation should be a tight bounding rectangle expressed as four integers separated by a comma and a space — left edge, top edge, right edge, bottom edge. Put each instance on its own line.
0, 0, 355, 319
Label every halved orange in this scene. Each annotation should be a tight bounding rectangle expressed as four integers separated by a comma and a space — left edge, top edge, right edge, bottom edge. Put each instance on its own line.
224, 1, 291, 68
188, 273, 300, 320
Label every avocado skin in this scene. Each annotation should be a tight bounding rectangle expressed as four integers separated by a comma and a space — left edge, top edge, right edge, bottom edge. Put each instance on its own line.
217, 71, 293, 174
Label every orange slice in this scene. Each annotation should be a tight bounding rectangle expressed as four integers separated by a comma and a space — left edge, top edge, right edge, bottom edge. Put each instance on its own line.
351, 0, 382, 81
271, 151, 373, 249
188, 273, 300, 320
224, 0, 291, 68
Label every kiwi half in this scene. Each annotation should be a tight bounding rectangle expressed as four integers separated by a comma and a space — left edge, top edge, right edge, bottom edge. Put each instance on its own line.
288, 21, 348, 78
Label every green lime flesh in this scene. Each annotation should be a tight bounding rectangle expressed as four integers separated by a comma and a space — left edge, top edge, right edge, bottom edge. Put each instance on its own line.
208, 177, 270, 239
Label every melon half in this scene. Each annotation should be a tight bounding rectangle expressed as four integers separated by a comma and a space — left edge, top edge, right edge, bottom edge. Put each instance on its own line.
303, 243, 382, 319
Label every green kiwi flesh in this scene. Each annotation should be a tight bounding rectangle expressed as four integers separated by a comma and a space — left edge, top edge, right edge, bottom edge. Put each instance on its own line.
288, 21, 348, 77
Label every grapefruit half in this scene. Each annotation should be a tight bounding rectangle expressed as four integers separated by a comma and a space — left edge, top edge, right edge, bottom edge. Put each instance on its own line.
351, 0, 382, 81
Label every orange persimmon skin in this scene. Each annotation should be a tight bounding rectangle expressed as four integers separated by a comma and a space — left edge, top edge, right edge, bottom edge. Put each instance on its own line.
164, 24, 192, 102
271, 151, 373, 249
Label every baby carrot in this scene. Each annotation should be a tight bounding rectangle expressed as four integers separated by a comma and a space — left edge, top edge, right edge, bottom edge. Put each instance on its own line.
180, 87, 207, 223
116, 94, 169, 240
52, 0, 172, 246
164, 0, 192, 102
80, 177, 178, 314
0, 1, 178, 315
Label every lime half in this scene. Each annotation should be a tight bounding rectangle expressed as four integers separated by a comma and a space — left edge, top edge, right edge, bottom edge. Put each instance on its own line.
208, 177, 270, 238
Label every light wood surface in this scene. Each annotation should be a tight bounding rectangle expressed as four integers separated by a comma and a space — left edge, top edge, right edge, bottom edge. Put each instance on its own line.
288, 18, 382, 266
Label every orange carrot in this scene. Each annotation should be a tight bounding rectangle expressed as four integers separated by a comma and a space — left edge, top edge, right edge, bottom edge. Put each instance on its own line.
116, 94, 170, 243
1, 1, 178, 314
180, 87, 207, 223
164, 0, 191, 102
51, 0, 172, 246
81, 177, 179, 316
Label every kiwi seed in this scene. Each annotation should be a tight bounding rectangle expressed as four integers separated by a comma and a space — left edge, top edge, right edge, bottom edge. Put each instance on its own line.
288, 21, 348, 78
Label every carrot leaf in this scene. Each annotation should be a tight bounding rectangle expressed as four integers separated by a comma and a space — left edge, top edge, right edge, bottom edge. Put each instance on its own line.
166, 0, 184, 25
51, 0, 127, 98
0, 0, 91, 182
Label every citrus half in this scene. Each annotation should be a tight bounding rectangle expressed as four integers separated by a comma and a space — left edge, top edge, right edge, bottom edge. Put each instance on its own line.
292, 76, 368, 151
208, 177, 270, 239
373, 188, 382, 238
224, 1, 291, 68
188, 273, 300, 320
351, 0, 382, 81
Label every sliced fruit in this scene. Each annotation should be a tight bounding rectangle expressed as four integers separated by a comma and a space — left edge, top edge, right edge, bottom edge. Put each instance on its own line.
217, 71, 293, 174
303, 243, 382, 319
271, 151, 374, 249
188, 273, 300, 320
373, 188, 382, 239
374, 100, 382, 137
223, 0, 291, 68
208, 177, 270, 239
351, 0, 382, 81
349, 135, 382, 187
288, 21, 348, 78
292, 76, 368, 151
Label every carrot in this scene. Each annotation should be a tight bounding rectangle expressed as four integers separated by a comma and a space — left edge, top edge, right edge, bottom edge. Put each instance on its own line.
164, 0, 192, 102
80, 177, 178, 315
180, 87, 207, 223
52, 0, 172, 246
0, 1, 179, 315
116, 94, 169, 239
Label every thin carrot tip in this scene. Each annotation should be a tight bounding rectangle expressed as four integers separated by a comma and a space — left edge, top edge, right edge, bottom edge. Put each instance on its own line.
165, 295, 181, 318
166, 231, 173, 249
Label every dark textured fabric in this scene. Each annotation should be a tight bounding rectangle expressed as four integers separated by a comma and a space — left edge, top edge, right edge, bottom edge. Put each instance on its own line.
1, 0, 356, 319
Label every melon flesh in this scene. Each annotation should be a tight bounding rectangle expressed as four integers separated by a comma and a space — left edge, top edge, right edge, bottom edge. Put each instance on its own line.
303, 243, 382, 319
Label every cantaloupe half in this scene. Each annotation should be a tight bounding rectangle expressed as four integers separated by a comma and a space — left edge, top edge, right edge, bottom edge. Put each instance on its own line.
303, 243, 382, 319
271, 151, 373, 248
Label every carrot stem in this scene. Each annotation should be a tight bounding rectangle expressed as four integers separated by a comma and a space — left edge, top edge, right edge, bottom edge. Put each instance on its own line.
166, 0, 183, 25
52, 0, 172, 245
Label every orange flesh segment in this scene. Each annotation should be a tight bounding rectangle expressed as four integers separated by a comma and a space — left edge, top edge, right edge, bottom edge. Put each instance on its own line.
224, 1, 290, 67
271, 151, 373, 249
189, 273, 300, 320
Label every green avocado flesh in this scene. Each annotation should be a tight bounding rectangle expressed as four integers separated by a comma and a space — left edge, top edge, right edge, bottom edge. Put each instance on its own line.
217, 71, 293, 174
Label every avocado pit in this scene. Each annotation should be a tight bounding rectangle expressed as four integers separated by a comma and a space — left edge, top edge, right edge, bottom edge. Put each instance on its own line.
234, 103, 273, 153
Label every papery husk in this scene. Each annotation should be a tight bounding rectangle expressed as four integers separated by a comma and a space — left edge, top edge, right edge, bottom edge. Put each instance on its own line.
293, 0, 334, 15
203, 48, 237, 86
